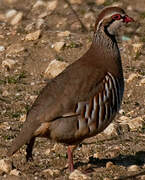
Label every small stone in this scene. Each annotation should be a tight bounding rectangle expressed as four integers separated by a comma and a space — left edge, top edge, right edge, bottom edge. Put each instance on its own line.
10, 12, 23, 25
0, 159, 12, 173
42, 168, 59, 176
36, 18, 45, 29
52, 41, 65, 52
25, 23, 34, 32
69, 169, 91, 180
19, 114, 26, 122
140, 175, 145, 180
57, 31, 71, 37
2, 90, 9, 97
39, 12, 48, 18
3, 0, 18, 4
104, 178, 111, 180
44, 59, 69, 78
47, 0, 58, 11
10, 169, 20, 176
96, 0, 106, 5
33, 0, 46, 9
93, 152, 103, 159
119, 116, 144, 131
0, 35, 4, 39
45, 148, 51, 156
119, 109, 125, 115
126, 73, 139, 83
0, 46, 5, 51
70, 0, 82, 4
119, 116, 130, 122
0, 122, 10, 130
128, 117, 144, 130
139, 78, 145, 86
7, 43, 24, 56
29, 95, 38, 102
31, 82, 35, 86
2, 59, 16, 70
128, 165, 140, 172
25, 30, 41, 41
106, 161, 114, 169
132, 43, 143, 54
103, 123, 121, 137
5, 9, 17, 19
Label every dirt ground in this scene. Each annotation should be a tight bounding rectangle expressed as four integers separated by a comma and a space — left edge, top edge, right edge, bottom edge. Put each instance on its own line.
0, 0, 145, 179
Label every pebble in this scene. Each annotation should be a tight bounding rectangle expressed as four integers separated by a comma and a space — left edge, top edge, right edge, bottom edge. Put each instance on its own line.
19, 114, 26, 122
52, 41, 65, 52
128, 165, 140, 172
0, 45, 5, 52
93, 152, 103, 159
4, 0, 18, 4
122, 36, 131, 41
2, 90, 9, 97
119, 116, 130, 122
128, 117, 144, 130
47, 0, 58, 12
139, 78, 145, 86
57, 31, 71, 37
42, 168, 59, 176
7, 43, 24, 56
36, 18, 45, 29
119, 109, 125, 115
10, 169, 20, 176
96, 0, 106, 5
5, 9, 17, 19
45, 148, 51, 156
25, 30, 41, 41
103, 123, 121, 137
10, 12, 23, 25
33, 0, 46, 9
44, 59, 69, 78
70, 0, 82, 4
126, 73, 139, 83
140, 175, 145, 180
0, 159, 12, 173
132, 43, 143, 53
29, 95, 38, 102
2, 59, 16, 70
106, 161, 114, 169
0, 35, 4, 39
25, 23, 34, 32
0, 122, 10, 130
119, 116, 144, 130
104, 178, 111, 180
69, 169, 91, 180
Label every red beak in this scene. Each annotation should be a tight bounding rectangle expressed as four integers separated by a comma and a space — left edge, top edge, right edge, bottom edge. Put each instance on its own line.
123, 15, 134, 23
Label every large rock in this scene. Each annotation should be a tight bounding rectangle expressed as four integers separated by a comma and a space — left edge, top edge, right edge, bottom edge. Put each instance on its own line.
44, 59, 69, 78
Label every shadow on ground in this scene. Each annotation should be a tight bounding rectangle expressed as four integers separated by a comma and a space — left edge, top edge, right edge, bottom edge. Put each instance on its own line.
73, 151, 145, 179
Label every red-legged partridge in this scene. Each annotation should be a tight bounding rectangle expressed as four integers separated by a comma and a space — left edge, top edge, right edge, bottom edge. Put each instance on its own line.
8, 7, 134, 172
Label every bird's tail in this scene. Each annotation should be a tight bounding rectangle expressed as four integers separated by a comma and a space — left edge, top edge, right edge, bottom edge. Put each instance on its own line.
7, 120, 40, 157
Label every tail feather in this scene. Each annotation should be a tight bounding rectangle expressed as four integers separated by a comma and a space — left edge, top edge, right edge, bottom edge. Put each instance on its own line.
7, 120, 40, 157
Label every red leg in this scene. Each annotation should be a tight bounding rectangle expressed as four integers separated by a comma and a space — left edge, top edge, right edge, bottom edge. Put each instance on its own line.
67, 146, 74, 172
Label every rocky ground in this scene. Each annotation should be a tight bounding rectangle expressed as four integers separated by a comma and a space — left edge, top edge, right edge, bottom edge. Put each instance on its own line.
0, 0, 145, 179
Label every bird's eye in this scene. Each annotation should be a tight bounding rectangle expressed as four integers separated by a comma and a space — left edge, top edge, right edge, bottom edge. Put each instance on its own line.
112, 14, 121, 20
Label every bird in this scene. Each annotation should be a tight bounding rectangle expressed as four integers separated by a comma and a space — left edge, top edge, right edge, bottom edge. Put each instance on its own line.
7, 6, 134, 172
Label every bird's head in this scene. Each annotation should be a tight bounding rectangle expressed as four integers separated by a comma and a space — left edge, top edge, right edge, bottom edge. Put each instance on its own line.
95, 7, 134, 35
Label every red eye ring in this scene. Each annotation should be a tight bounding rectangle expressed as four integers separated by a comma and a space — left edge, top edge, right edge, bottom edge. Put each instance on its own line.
112, 14, 121, 20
